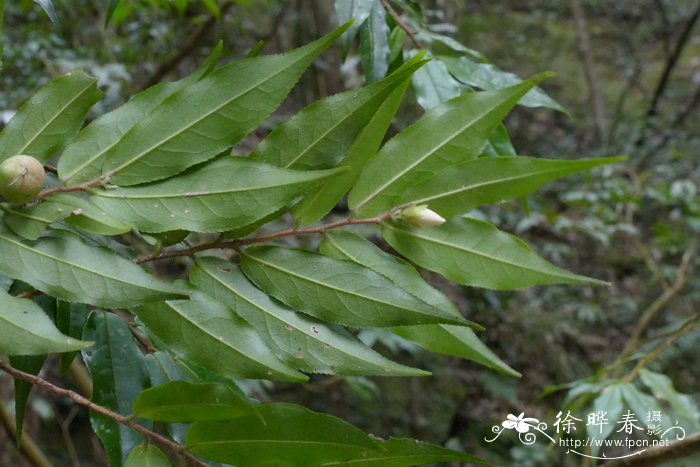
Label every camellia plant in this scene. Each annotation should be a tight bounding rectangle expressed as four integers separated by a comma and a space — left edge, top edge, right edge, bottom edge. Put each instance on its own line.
0, 21, 624, 466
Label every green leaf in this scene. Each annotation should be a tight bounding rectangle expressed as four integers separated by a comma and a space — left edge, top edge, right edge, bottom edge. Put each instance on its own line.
414, 30, 487, 61
82, 311, 152, 467
393, 326, 519, 377
105, 0, 121, 27
587, 384, 626, 455
2, 201, 72, 240
56, 301, 89, 375
0, 70, 101, 164
240, 245, 468, 327
639, 369, 700, 431
349, 73, 553, 216
320, 230, 518, 376
335, 0, 373, 57
58, 43, 222, 184
251, 54, 424, 170
324, 437, 487, 466
290, 72, 413, 225
91, 157, 342, 233
190, 258, 429, 377
45, 193, 132, 236
186, 403, 382, 465
620, 383, 675, 433
132, 294, 307, 382
34, 0, 59, 24
0, 289, 91, 355
410, 51, 464, 110
397, 156, 626, 216
124, 444, 170, 467
0, 226, 185, 307
9, 354, 46, 445
382, 217, 606, 290
388, 27, 405, 64
200, 0, 220, 20
97, 24, 349, 186
133, 381, 256, 423
359, 0, 390, 82
442, 55, 567, 113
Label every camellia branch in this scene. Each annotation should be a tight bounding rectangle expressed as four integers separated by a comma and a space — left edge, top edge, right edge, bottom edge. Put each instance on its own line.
35, 175, 111, 201
133, 212, 393, 264
0, 361, 208, 467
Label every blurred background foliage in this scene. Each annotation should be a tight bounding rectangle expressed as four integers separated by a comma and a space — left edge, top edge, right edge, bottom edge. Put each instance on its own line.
1, 0, 698, 465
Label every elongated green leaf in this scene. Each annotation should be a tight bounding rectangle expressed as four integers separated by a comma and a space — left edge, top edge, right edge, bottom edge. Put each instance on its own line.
360, 0, 390, 82
133, 381, 256, 423
187, 403, 381, 465
34, 0, 58, 24
2, 201, 72, 240
320, 230, 518, 376
9, 355, 45, 445
191, 258, 429, 376
621, 383, 675, 434
91, 157, 341, 233
382, 217, 606, 290
414, 30, 487, 61
324, 437, 487, 466
335, 0, 373, 57
0, 226, 185, 307
58, 43, 223, 183
639, 369, 700, 431
44, 193, 132, 236
0, 290, 91, 355
241, 245, 467, 327
56, 301, 89, 374
0, 70, 100, 163
105, 0, 121, 27
291, 77, 411, 225
125, 445, 170, 467
442, 55, 567, 113
252, 54, 424, 170
588, 384, 626, 455
82, 311, 152, 467
410, 51, 464, 110
97, 24, 349, 186
133, 294, 307, 382
349, 73, 552, 216
393, 326, 519, 377
398, 156, 626, 216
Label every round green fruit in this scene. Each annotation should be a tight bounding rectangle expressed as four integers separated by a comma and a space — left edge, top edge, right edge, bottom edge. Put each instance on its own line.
0, 155, 46, 204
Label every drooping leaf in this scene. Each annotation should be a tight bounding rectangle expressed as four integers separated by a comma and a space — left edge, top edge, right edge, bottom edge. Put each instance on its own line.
58, 42, 223, 183
132, 294, 307, 382
639, 369, 700, 431
335, 0, 373, 57
251, 54, 424, 170
34, 0, 58, 24
96, 24, 349, 186
359, 0, 390, 82
190, 258, 429, 376
324, 437, 487, 466
397, 156, 626, 216
620, 383, 675, 434
410, 51, 464, 110
56, 301, 89, 375
124, 444, 170, 467
414, 30, 487, 61
0, 226, 185, 307
240, 245, 467, 327
349, 73, 552, 216
0, 289, 91, 355
320, 230, 518, 376
105, 0, 121, 27
133, 381, 256, 423
587, 384, 626, 455
1, 201, 72, 240
186, 403, 382, 465
91, 157, 342, 233
291, 74, 412, 225
382, 217, 606, 290
9, 354, 46, 445
82, 311, 152, 467
0, 70, 101, 163
44, 193, 132, 236
442, 55, 567, 113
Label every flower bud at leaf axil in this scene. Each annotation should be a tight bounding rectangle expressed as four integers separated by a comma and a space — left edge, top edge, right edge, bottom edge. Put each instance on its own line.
394, 205, 446, 227
0, 155, 46, 204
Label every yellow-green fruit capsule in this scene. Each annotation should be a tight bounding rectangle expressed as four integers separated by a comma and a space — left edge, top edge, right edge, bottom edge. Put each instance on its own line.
0, 155, 46, 204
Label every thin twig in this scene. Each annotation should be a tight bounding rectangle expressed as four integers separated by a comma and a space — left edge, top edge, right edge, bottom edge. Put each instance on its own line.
0, 361, 208, 467
603, 432, 700, 467
614, 238, 697, 372
133, 212, 392, 264
380, 0, 421, 48
35, 176, 108, 201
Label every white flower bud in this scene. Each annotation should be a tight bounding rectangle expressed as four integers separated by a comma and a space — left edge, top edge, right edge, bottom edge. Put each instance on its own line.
394, 205, 446, 227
